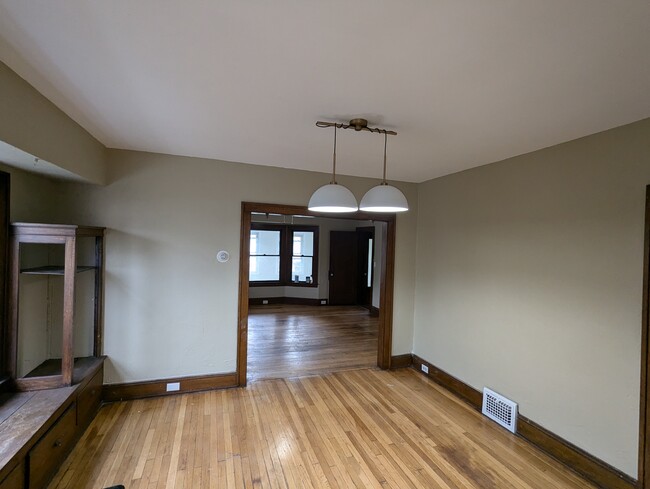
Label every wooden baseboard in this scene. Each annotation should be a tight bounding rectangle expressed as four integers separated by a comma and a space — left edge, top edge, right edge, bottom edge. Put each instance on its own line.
249, 297, 327, 306
412, 354, 482, 407
411, 354, 636, 489
390, 354, 413, 369
102, 372, 237, 402
517, 417, 636, 489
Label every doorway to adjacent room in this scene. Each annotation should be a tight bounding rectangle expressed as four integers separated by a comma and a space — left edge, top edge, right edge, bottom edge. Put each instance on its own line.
237, 202, 396, 385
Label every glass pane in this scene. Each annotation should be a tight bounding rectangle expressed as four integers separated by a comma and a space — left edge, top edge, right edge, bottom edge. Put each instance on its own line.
249, 256, 280, 281
293, 234, 302, 255
250, 230, 280, 255
292, 231, 314, 257
291, 257, 313, 282
367, 238, 373, 287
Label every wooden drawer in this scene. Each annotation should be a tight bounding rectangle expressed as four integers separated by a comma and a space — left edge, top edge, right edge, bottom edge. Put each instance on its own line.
0, 461, 24, 489
28, 404, 76, 489
77, 367, 103, 429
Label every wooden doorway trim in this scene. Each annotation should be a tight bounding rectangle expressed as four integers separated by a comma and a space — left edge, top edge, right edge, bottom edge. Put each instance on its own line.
639, 185, 650, 487
237, 202, 397, 386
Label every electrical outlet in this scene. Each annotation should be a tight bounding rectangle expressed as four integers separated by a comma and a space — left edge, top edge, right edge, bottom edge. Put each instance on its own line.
166, 382, 180, 392
262, 299, 269, 305
421, 364, 429, 374
320, 300, 327, 305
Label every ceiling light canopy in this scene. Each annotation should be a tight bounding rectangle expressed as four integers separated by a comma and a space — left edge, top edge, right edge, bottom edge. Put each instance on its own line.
309, 119, 409, 214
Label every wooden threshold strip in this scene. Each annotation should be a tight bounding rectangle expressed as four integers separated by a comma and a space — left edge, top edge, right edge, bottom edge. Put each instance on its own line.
390, 354, 637, 489
102, 371, 237, 402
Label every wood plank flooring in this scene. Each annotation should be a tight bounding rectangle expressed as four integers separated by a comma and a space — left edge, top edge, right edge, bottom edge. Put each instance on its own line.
247, 305, 378, 381
49, 368, 597, 489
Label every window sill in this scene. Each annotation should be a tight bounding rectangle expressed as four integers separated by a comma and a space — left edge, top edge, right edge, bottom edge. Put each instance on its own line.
250, 282, 318, 288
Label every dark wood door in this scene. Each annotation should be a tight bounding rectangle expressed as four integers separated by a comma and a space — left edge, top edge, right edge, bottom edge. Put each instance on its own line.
356, 227, 374, 309
329, 231, 357, 305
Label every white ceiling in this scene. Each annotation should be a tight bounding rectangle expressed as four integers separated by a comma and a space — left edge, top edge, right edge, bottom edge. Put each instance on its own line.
0, 1, 648, 183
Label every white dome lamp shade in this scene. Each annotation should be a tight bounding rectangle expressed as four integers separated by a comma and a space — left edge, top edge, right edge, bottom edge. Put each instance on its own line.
360, 133, 409, 213
308, 183, 359, 212
359, 184, 408, 212
308, 126, 358, 213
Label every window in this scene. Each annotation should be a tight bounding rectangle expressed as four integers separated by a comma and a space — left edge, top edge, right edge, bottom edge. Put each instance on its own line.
291, 230, 314, 282
249, 229, 281, 281
249, 224, 318, 286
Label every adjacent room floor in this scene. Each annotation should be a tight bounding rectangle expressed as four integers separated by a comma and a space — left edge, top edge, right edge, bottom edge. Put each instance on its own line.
247, 304, 378, 381
48, 368, 597, 489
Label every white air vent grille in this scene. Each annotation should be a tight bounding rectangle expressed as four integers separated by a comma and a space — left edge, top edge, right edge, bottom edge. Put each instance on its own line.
482, 387, 518, 433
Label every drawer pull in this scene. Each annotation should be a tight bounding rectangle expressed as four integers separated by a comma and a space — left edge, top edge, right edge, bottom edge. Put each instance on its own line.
54, 439, 63, 448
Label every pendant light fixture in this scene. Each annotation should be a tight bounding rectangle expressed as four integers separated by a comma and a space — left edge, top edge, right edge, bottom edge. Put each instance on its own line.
310, 118, 408, 213
359, 132, 409, 212
308, 126, 359, 212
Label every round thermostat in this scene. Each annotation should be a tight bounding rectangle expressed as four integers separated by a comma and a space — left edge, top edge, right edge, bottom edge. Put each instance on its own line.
216, 250, 230, 263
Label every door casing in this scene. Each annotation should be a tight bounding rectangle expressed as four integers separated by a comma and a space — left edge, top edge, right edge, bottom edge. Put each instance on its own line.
237, 202, 396, 386
639, 185, 650, 487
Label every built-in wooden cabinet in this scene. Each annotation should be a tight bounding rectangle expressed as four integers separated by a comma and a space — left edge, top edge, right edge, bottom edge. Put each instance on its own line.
0, 222, 107, 489
7, 223, 105, 390
0, 461, 23, 489
0, 361, 104, 489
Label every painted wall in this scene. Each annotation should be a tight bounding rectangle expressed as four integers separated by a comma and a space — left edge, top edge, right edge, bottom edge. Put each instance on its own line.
0, 162, 63, 223
0, 61, 107, 184
413, 118, 650, 476
55, 149, 418, 384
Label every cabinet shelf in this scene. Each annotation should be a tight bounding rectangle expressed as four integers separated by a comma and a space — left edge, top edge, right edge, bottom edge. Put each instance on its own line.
22, 356, 103, 384
20, 265, 97, 275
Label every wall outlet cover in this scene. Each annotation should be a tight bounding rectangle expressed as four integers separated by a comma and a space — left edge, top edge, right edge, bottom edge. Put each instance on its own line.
421, 364, 429, 374
166, 382, 180, 392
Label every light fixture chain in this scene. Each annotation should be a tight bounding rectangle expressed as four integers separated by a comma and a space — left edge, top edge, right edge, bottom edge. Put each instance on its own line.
382, 132, 388, 184
331, 126, 337, 184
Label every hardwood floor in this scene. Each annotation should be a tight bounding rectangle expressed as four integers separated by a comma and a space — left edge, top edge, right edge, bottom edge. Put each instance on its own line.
49, 368, 597, 489
247, 305, 378, 381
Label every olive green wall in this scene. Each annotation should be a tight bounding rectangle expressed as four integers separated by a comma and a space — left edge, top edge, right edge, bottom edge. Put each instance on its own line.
0, 61, 106, 184
413, 118, 650, 476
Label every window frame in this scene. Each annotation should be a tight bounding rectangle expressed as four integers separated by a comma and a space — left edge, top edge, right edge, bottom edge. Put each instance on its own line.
249, 223, 319, 287
249, 225, 283, 285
